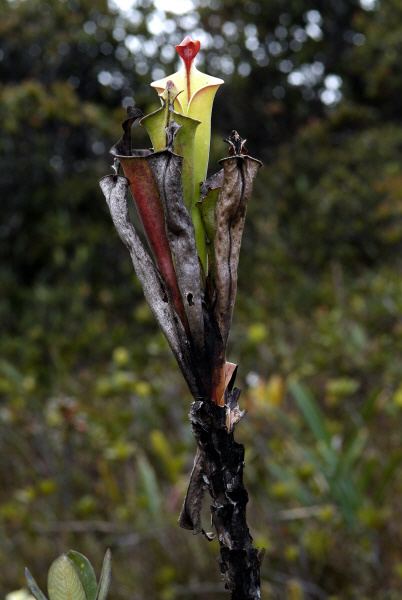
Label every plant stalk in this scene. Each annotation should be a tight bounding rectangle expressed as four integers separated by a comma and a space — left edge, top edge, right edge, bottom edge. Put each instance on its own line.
182, 394, 262, 599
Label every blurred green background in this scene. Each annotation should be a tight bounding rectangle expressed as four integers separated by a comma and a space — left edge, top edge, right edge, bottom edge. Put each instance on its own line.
2, 0, 402, 597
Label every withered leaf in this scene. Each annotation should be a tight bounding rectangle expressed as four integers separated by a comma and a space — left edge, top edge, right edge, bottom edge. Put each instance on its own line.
111, 109, 187, 329
214, 137, 261, 349
112, 106, 144, 157
113, 151, 188, 330
178, 447, 206, 534
99, 174, 201, 399
149, 148, 205, 356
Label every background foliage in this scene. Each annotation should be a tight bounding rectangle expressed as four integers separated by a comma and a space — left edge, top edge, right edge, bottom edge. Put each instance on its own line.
1, 0, 402, 597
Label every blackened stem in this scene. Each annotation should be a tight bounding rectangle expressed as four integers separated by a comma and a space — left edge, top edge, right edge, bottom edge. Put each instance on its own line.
188, 397, 262, 599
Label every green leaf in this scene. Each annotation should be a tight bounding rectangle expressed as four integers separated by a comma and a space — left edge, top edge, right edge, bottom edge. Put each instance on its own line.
198, 185, 219, 244
137, 453, 162, 523
173, 112, 207, 274
289, 380, 331, 447
268, 462, 312, 505
198, 170, 223, 270
150, 48, 223, 192
172, 111, 207, 274
67, 551, 97, 600
96, 549, 112, 600
191, 204, 208, 275
374, 448, 402, 503
47, 555, 86, 600
140, 103, 168, 153
173, 112, 200, 206
336, 429, 367, 477
25, 568, 48, 600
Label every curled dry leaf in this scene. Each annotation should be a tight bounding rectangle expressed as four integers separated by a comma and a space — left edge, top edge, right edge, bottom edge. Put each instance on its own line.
99, 175, 202, 399
178, 446, 206, 533
112, 106, 144, 157
111, 145, 188, 332
214, 135, 262, 350
149, 147, 205, 356
111, 108, 205, 360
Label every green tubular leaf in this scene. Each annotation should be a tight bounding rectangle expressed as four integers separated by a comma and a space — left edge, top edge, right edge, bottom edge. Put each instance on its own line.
47, 555, 86, 600
67, 551, 97, 600
187, 84, 221, 194
150, 52, 224, 274
173, 112, 208, 273
191, 205, 207, 275
140, 104, 167, 152
25, 568, 48, 600
198, 169, 223, 240
96, 549, 111, 600
151, 64, 223, 191
141, 105, 200, 210
151, 63, 223, 116
198, 171, 223, 273
198, 186, 219, 243
174, 112, 200, 207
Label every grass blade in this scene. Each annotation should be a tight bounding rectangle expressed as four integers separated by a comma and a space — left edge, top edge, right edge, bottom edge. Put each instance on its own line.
25, 568, 48, 600
96, 549, 111, 600
289, 380, 331, 447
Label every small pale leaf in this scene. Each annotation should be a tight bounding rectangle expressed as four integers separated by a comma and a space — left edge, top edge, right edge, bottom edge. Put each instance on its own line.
214, 135, 261, 349
47, 555, 86, 600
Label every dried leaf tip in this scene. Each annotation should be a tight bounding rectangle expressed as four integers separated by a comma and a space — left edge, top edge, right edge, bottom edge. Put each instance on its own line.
111, 106, 143, 157
224, 130, 249, 156
161, 80, 181, 105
